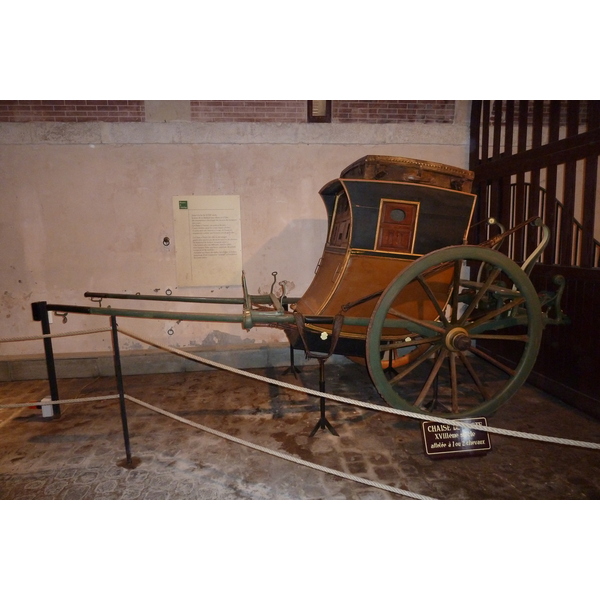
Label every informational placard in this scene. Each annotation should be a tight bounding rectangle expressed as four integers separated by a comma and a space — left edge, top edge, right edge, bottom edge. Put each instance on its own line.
421, 418, 492, 459
173, 195, 242, 287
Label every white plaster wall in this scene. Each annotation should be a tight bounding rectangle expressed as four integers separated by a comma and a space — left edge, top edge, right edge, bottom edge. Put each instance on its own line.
0, 115, 471, 357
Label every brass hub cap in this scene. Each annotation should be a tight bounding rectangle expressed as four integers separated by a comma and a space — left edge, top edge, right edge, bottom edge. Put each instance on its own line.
445, 327, 471, 352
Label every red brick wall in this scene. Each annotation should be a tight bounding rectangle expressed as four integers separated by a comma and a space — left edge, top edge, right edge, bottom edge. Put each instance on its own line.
0, 100, 145, 122
190, 100, 306, 123
190, 101, 456, 123
0, 100, 456, 124
334, 101, 455, 123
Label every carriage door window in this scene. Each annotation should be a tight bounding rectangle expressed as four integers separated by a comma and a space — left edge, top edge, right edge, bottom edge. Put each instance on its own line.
376, 199, 419, 253
328, 192, 351, 248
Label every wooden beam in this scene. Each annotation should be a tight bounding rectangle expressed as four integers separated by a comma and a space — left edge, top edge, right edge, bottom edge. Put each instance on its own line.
580, 101, 600, 267
473, 126, 600, 181
558, 102, 581, 265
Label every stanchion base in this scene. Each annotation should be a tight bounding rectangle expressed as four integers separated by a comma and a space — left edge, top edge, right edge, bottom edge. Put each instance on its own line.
282, 365, 301, 378
117, 456, 141, 469
309, 417, 339, 437
282, 345, 302, 378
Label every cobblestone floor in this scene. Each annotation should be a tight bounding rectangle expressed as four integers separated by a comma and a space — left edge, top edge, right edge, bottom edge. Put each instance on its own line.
1, 361, 599, 500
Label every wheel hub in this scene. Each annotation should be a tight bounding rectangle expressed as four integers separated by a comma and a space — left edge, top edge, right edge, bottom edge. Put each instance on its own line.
445, 326, 471, 352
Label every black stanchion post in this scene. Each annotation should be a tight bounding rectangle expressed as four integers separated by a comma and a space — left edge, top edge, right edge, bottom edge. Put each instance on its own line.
31, 301, 61, 418
110, 315, 137, 468
309, 358, 339, 437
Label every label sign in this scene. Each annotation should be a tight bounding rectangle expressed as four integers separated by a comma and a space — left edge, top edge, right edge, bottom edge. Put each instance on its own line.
421, 418, 492, 458
172, 195, 242, 287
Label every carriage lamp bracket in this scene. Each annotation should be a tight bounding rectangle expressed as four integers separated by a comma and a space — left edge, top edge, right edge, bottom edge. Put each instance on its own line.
269, 272, 278, 295
267, 272, 285, 314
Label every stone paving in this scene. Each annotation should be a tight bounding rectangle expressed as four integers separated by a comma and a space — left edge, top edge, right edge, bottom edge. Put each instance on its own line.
1, 361, 599, 500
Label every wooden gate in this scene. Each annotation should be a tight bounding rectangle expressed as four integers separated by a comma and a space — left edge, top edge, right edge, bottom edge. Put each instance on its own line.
469, 100, 600, 418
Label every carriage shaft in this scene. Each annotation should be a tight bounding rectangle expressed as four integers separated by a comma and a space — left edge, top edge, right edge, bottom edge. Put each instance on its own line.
84, 291, 302, 306
42, 302, 372, 329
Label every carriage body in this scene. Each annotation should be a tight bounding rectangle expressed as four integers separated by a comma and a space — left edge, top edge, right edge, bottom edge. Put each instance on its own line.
289, 155, 477, 357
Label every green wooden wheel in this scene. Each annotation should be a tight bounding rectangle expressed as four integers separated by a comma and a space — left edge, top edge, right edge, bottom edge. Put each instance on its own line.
366, 245, 543, 418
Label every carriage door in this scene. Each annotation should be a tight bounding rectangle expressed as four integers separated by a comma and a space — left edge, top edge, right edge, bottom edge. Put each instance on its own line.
376, 199, 419, 254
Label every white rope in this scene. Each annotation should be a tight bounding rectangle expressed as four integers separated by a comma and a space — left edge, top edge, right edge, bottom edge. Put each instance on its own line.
118, 327, 600, 452
2, 324, 595, 449
0, 327, 111, 344
124, 393, 436, 500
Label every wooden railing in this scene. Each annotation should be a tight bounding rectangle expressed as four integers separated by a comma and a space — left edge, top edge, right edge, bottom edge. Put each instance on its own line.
475, 182, 600, 267
469, 100, 600, 417
469, 100, 600, 268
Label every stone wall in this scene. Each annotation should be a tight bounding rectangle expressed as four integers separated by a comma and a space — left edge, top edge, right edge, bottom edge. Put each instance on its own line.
0, 101, 472, 376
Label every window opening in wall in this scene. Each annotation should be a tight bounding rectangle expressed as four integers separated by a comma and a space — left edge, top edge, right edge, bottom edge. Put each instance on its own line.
308, 101, 332, 123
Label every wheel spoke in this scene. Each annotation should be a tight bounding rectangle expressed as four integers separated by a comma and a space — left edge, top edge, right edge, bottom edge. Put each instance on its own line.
458, 351, 492, 402
414, 349, 448, 407
387, 308, 445, 334
471, 333, 529, 342
387, 342, 440, 386
458, 266, 502, 325
465, 297, 525, 331
417, 274, 449, 326
379, 335, 440, 353
449, 352, 459, 412
469, 344, 515, 376
450, 259, 462, 324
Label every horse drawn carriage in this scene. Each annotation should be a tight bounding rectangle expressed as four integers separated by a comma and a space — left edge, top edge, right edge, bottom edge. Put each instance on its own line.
40, 155, 568, 421
281, 155, 568, 419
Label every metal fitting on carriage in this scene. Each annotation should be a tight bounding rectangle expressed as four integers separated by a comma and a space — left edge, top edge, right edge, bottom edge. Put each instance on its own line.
242, 309, 253, 331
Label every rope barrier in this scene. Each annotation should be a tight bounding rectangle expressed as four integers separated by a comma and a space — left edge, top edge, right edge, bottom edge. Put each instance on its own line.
124, 393, 436, 500
117, 327, 600, 452
4, 323, 596, 450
